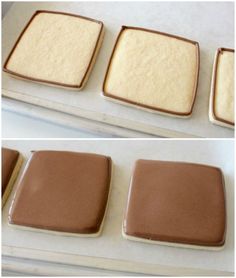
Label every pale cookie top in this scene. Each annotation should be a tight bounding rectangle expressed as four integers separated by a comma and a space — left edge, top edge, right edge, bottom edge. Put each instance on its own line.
4, 11, 103, 88
103, 26, 199, 116
214, 49, 234, 125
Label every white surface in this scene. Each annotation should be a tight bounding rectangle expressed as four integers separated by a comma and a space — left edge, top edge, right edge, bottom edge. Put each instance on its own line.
2, 140, 234, 275
2, 99, 156, 138
2, 2, 234, 138
2, 256, 139, 276
2, 109, 98, 138
2, 2, 12, 19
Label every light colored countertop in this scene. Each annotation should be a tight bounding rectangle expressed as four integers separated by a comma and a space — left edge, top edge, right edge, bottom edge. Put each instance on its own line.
2, 140, 234, 276
2, 98, 155, 138
2, 109, 99, 138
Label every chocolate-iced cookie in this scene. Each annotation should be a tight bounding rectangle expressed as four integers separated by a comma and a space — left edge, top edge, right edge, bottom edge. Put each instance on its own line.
2, 148, 23, 207
123, 160, 226, 250
9, 150, 112, 236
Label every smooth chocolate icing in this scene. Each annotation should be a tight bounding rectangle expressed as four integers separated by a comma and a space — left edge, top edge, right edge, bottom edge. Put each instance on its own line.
124, 160, 226, 247
9, 150, 111, 234
2, 148, 20, 197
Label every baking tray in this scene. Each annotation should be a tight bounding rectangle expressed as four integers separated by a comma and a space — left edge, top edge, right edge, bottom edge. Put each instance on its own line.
2, 2, 234, 138
2, 140, 234, 275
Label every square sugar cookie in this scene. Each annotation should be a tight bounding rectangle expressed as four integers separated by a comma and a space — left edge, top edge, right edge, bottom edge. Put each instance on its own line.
123, 160, 226, 250
3, 10, 104, 90
103, 26, 200, 117
2, 148, 23, 207
9, 150, 112, 236
209, 48, 234, 129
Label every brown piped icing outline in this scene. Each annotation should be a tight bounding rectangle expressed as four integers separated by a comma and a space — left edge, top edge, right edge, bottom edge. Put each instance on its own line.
102, 26, 200, 117
211, 48, 235, 126
3, 10, 104, 89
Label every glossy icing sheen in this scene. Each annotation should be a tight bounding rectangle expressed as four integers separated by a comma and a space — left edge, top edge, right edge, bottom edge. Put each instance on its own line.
9, 150, 111, 234
124, 160, 226, 247
2, 148, 20, 196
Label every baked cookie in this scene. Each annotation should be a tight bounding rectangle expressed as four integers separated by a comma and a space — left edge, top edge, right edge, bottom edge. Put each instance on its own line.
123, 160, 226, 250
103, 26, 200, 118
3, 10, 104, 90
2, 148, 23, 207
9, 150, 112, 236
209, 48, 234, 129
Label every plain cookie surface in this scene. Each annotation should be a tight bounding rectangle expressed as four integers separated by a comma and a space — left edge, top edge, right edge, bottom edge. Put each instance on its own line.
103, 26, 199, 117
123, 160, 226, 250
3, 10, 104, 89
209, 48, 234, 128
